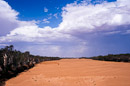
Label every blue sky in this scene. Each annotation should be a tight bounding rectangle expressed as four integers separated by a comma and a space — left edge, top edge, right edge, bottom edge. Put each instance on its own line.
0, 0, 130, 57
4, 0, 76, 27
4, 0, 116, 28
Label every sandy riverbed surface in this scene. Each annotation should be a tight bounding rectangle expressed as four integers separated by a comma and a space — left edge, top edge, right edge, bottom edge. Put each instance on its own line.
6, 59, 130, 86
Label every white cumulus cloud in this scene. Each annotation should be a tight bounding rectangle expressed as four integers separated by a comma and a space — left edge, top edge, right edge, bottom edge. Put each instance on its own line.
1, 0, 130, 42
0, 0, 130, 56
57, 0, 130, 38
0, 0, 37, 36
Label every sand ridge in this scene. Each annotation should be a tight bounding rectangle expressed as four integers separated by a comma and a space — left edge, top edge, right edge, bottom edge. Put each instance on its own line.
6, 59, 130, 86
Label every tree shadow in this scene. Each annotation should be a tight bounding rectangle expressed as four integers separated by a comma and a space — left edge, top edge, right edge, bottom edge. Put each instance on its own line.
0, 80, 5, 86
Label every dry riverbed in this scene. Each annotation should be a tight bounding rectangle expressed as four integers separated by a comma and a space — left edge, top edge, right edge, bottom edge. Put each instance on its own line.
6, 59, 130, 86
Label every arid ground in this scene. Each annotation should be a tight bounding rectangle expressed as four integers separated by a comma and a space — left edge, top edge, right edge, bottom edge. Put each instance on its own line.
6, 59, 130, 86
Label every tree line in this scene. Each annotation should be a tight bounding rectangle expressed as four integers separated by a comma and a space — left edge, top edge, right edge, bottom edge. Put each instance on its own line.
80, 54, 130, 62
0, 45, 61, 83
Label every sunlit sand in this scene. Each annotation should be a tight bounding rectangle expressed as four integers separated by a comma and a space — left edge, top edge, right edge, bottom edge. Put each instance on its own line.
6, 59, 130, 86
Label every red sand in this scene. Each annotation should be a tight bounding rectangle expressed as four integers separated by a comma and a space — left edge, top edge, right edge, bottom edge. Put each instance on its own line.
6, 59, 130, 86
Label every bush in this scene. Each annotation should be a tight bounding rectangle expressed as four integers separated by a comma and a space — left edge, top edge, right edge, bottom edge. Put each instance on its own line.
0, 45, 61, 82
89, 53, 130, 62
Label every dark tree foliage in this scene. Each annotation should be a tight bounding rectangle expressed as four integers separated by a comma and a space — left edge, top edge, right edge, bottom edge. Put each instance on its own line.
0, 45, 61, 82
83, 54, 130, 62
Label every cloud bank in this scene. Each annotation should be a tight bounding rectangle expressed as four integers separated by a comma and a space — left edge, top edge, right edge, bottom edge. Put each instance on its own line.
58, 0, 130, 37
0, 0, 130, 56
0, 0, 37, 36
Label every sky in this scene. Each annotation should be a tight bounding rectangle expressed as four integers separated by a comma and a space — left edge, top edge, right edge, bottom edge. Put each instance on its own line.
0, 0, 130, 57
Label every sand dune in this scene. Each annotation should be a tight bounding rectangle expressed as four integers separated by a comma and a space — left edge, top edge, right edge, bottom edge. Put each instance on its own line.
6, 59, 130, 86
